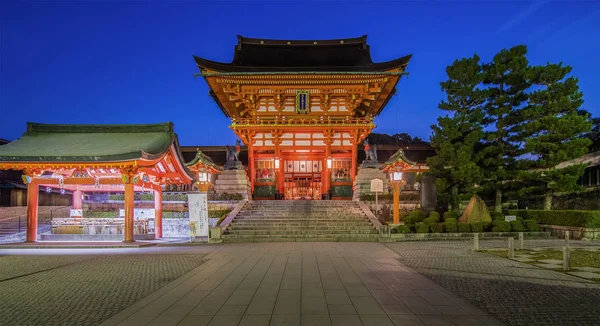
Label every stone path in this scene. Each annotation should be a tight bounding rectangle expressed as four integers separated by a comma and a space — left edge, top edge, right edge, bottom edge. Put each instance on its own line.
386, 240, 600, 326
0, 252, 207, 326
99, 243, 501, 326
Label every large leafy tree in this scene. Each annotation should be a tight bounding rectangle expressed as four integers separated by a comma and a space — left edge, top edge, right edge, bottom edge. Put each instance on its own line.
517, 63, 592, 210
480, 45, 531, 212
427, 55, 487, 211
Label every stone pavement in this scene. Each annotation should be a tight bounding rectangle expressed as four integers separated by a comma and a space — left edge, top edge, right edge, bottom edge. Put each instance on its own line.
386, 240, 600, 326
0, 251, 207, 326
100, 243, 501, 326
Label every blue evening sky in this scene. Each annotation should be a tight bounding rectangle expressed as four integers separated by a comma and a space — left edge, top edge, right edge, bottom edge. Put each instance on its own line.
1, 1, 599, 145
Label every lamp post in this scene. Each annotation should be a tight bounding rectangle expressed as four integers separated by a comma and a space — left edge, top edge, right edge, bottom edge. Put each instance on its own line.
389, 170, 406, 225
197, 169, 211, 193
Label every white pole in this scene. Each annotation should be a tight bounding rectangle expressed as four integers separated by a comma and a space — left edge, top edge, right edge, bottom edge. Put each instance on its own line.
375, 191, 379, 215
508, 237, 515, 258
563, 246, 570, 271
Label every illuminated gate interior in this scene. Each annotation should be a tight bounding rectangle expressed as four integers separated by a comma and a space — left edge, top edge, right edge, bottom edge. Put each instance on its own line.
283, 160, 322, 200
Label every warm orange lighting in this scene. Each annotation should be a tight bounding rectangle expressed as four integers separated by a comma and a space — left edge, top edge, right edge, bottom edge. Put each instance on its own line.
198, 171, 209, 183
391, 171, 403, 182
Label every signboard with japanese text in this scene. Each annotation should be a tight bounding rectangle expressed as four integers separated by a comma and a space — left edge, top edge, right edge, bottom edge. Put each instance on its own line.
188, 192, 209, 238
370, 178, 384, 192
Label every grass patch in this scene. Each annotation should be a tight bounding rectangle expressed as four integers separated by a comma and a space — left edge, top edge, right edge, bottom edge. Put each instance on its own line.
482, 249, 600, 268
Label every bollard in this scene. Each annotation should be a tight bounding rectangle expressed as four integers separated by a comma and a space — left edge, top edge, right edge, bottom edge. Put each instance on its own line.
563, 246, 570, 271
473, 233, 479, 251
565, 230, 570, 248
518, 232, 524, 250
508, 237, 515, 258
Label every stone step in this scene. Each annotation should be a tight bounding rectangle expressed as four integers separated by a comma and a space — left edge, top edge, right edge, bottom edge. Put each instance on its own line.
231, 220, 372, 224
244, 209, 361, 211
225, 230, 378, 235
235, 215, 367, 219
222, 237, 379, 243
222, 233, 380, 239
228, 226, 376, 231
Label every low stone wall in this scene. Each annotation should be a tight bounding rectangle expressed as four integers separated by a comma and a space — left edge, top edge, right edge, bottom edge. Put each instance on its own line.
84, 201, 240, 212
51, 218, 149, 235
162, 218, 221, 238
539, 224, 600, 241
40, 234, 154, 241
385, 231, 551, 241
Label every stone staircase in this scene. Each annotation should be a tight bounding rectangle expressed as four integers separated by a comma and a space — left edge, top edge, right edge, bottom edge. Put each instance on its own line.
222, 200, 379, 243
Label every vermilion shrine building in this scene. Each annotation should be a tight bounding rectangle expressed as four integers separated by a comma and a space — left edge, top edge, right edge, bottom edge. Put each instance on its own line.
193, 35, 428, 200
0, 35, 437, 243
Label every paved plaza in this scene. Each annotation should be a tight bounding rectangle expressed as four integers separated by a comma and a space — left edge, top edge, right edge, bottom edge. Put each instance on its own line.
386, 240, 600, 326
0, 243, 499, 326
1, 241, 599, 325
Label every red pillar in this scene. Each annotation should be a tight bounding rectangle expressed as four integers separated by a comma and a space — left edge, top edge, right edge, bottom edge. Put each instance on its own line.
154, 190, 163, 239
26, 182, 39, 242
351, 143, 358, 183
248, 145, 255, 193
123, 182, 135, 243
72, 190, 82, 218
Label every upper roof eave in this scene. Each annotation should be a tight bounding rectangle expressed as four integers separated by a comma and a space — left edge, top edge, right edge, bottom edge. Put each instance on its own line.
193, 54, 412, 74
237, 35, 368, 47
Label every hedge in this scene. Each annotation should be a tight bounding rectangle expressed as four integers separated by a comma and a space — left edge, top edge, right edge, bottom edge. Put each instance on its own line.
523, 219, 540, 232
490, 211, 504, 221
492, 220, 511, 232
397, 225, 411, 234
428, 211, 441, 222
430, 223, 444, 233
444, 221, 458, 233
360, 192, 420, 201
443, 211, 459, 221
470, 222, 488, 233
509, 210, 600, 228
406, 210, 426, 225
458, 223, 471, 233
415, 222, 429, 233
509, 220, 525, 232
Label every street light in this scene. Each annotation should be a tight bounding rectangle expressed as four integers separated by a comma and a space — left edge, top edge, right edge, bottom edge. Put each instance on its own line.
196, 169, 212, 192
389, 168, 406, 225
383, 149, 416, 225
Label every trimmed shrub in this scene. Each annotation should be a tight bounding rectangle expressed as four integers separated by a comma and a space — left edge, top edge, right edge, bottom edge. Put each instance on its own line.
508, 210, 600, 228
430, 223, 444, 233
492, 220, 511, 232
428, 211, 441, 222
470, 222, 484, 233
443, 211, 459, 221
509, 220, 525, 232
458, 223, 471, 233
423, 217, 438, 225
444, 218, 458, 224
406, 209, 426, 225
397, 225, 411, 234
523, 219, 540, 232
490, 211, 505, 221
415, 222, 429, 233
444, 221, 458, 233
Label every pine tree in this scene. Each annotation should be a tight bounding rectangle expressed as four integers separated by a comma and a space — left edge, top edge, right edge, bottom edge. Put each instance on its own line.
517, 63, 592, 210
480, 45, 530, 212
427, 55, 487, 211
